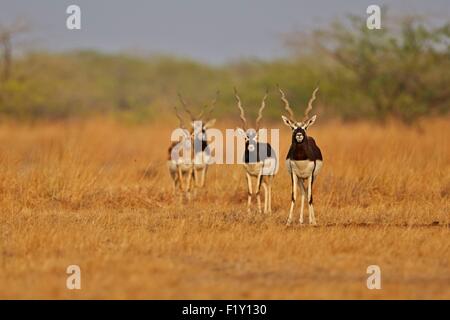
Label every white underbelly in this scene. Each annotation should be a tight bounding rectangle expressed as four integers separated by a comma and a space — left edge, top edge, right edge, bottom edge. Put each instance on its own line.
167, 160, 192, 173
286, 160, 322, 178
244, 163, 264, 177
244, 158, 277, 177
193, 151, 210, 169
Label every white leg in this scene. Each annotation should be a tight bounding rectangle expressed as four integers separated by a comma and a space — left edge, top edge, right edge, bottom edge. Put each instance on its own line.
287, 173, 298, 226
299, 179, 306, 224
255, 172, 263, 214
186, 168, 193, 201
200, 167, 206, 187
268, 180, 272, 214
178, 166, 184, 191
193, 168, 199, 187
262, 181, 268, 213
307, 175, 316, 225
173, 176, 182, 203
189, 170, 196, 198
187, 169, 193, 191
246, 172, 252, 213
266, 176, 273, 214
172, 175, 178, 195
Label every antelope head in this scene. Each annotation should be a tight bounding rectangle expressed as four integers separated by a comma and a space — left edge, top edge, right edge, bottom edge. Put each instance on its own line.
234, 88, 268, 152
278, 85, 319, 143
177, 91, 218, 142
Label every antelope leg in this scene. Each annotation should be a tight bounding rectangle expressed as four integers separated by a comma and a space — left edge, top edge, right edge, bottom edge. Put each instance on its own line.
287, 173, 298, 226
246, 172, 253, 213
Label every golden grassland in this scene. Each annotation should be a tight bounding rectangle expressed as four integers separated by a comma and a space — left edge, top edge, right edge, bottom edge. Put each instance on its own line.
0, 117, 449, 299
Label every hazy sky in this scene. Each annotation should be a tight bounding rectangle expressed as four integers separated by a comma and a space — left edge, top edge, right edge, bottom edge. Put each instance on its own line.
1, 0, 448, 64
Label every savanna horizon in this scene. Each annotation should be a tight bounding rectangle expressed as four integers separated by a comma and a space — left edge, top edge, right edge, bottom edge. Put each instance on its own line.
0, 117, 449, 299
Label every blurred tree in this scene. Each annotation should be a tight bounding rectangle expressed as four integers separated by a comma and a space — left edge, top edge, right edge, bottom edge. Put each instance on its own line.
286, 12, 450, 122
0, 12, 448, 123
0, 20, 28, 81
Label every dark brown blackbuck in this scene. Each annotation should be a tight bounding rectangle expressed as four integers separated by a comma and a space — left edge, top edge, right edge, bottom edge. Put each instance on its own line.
278, 86, 323, 226
177, 91, 218, 189
234, 88, 277, 214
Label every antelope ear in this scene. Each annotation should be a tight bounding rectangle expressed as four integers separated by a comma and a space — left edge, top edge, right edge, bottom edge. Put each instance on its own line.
303, 115, 317, 130
281, 115, 295, 129
236, 127, 246, 137
181, 128, 191, 139
203, 118, 216, 129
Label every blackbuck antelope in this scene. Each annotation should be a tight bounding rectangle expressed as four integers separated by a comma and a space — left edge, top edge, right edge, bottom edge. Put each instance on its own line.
168, 105, 194, 200
178, 91, 218, 189
279, 86, 323, 226
234, 88, 277, 214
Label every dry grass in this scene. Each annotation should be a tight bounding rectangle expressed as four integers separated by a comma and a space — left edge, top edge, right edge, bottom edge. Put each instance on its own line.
0, 118, 449, 299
